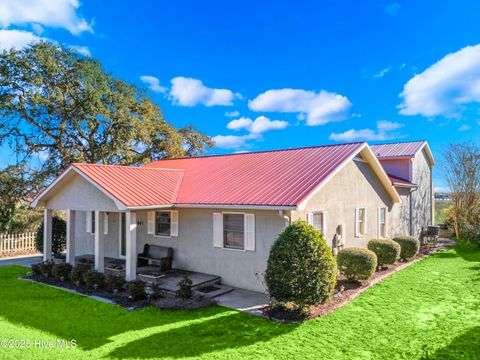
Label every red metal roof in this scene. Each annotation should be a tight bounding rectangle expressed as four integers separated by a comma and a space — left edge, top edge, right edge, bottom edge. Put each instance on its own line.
72, 164, 184, 207
387, 174, 415, 187
138, 142, 365, 207
370, 141, 426, 158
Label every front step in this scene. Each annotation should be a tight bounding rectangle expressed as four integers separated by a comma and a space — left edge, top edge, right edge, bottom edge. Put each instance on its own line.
191, 276, 221, 290
194, 284, 234, 298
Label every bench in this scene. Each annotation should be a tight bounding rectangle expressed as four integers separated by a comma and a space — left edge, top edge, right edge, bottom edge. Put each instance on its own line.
137, 244, 173, 271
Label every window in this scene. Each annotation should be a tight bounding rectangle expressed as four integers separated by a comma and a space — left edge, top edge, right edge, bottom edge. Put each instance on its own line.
355, 208, 366, 236
378, 208, 387, 238
223, 213, 245, 250
311, 212, 325, 234
155, 211, 171, 236
91, 211, 95, 234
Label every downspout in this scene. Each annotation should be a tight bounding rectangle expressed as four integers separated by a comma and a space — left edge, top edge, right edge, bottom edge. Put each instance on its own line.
278, 210, 290, 227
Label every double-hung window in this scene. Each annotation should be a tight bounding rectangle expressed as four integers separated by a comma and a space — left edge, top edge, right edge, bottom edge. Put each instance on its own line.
223, 213, 245, 250
310, 212, 326, 235
378, 208, 387, 238
355, 208, 367, 237
155, 211, 171, 237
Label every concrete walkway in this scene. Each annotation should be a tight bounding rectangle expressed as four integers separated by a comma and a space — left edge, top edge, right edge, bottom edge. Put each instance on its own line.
0, 254, 42, 268
216, 288, 269, 316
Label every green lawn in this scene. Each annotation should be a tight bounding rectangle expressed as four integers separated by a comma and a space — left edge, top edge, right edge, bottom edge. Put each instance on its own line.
1, 243, 480, 360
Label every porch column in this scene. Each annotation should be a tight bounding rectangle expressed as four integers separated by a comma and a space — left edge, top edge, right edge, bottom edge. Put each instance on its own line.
125, 211, 137, 281
43, 209, 52, 262
66, 210, 76, 265
95, 211, 105, 272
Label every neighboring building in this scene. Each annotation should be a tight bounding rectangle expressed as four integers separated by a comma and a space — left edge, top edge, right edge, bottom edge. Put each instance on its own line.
32, 141, 434, 293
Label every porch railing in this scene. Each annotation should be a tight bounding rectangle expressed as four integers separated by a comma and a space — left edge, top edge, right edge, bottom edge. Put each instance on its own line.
0, 232, 37, 255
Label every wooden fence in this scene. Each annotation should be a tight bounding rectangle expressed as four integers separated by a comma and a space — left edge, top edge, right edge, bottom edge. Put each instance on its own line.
0, 232, 37, 254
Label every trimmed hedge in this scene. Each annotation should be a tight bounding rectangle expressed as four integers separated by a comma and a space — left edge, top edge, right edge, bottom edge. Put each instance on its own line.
126, 280, 146, 300
393, 236, 420, 260
70, 263, 91, 283
367, 239, 400, 267
83, 271, 106, 290
105, 275, 126, 292
265, 220, 337, 308
337, 247, 377, 281
51, 263, 73, 280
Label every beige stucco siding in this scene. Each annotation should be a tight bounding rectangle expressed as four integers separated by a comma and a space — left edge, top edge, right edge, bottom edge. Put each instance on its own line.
291, 159, 394, 248
390, 187, 411, 237
411, 148, 433, 238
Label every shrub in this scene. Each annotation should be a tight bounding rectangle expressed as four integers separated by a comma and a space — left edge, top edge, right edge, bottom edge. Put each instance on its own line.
51, 263, 72, 280
337, 248, 377, 282
367, 239, 400, 267
126, 280, 146, 300
83, 271, 106, 290
35, 216, 66, 257
31, 262, 43, 276
265, 220, 337, 309
393, 236, 420, 260
70, 263, 91, 283
177, 276, 193, 299
35, 261, 55, 277
105, 275, 126, 292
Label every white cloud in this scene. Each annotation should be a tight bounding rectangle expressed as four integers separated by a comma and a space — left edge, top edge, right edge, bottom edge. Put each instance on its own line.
399, 44, 480, 118
459, 124, 470, 132
373, 67, 392, 78
170, 76, 240, 107
212, 134, 258, 149
140, 75, 167, 93
249, 88, 352, 126
329, 120, 404, 142
69, 44, 90, 56
225, 110, 240, 117
0, 0, 92, 35
227, 116, 289, 134
0, 29, 41, 50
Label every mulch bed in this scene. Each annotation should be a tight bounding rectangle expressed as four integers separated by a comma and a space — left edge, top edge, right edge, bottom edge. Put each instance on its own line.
23, 273, 216, 311
264, 244, 447, 322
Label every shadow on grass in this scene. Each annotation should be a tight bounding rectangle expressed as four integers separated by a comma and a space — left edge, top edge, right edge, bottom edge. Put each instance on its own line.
425, 326, 480, 359
108, 311, 294, 359
0, 266, 295, 353
450, 241, 480, 262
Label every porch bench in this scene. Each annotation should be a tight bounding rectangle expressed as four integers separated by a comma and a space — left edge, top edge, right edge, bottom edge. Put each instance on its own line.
137, 244, 173, 271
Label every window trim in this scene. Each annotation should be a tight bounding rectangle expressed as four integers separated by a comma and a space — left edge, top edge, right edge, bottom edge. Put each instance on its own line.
222, 211, 246, 251
154, 210, 172, 238
355, 207, 367, 237
378, 207, 387, 239
311, 211, 326, 235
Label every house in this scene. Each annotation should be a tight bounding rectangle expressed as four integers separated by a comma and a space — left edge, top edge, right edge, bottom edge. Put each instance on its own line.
31, 141, 434, 293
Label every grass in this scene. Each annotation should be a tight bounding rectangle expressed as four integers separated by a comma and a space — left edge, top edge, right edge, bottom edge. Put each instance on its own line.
435, 200, 452, 224
0, 242, 479, 359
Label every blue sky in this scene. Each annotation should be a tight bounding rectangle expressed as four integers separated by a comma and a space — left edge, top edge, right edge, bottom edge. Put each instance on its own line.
1, 0, 480, 190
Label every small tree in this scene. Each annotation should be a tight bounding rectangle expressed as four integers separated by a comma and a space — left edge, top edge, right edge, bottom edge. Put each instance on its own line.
265, 220, 337, 310
36, 216, 66, 257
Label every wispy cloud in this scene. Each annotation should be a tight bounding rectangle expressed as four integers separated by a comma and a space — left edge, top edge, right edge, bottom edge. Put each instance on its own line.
329, 120, 404, 142
69, 44, 90, 56
384, 3, 401, 16
373, 67, 392, 78
140, 75, 167, 93
0, 0, 93, 35
224, 110, 240, 117
249, 88, 352, 126
459, 124, 470, 132
212, 134, 259, 149
399, 43, 480, 119
227, 116, 289, 134
170, 76, 241, 107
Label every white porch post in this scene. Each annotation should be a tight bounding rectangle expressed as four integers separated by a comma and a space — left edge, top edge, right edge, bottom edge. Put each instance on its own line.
66, 210, 76, 265
95, 211, 105, 272
125, 211, 137, 281
43, 209, 52, 261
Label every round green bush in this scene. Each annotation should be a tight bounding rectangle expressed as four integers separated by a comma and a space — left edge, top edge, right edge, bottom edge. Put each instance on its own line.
393, 236, 420, 260
83, 271, 106, 290
70, 263, 91, 283
106, 275, 126, 292
367, 239, 400, 267
265, 220, 337, 308
126, 280, 146, 300
337, 247, 377, 281
35, 216, 66, 257
51, 263, 72, 280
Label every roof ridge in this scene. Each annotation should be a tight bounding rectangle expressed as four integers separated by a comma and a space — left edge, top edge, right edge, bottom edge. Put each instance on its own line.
148, 142, 367, 163
370, 140, 426, 146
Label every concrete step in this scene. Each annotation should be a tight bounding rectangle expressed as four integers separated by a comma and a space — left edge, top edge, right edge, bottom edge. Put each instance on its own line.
191, 276, 221, 290
194, 284, 234, 298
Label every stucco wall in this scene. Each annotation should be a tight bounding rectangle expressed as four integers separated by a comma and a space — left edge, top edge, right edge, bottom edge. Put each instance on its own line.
378, 158, 411, 181
390, 187, 411, 237
411, 148, 433, 238
290, 159, 394, 248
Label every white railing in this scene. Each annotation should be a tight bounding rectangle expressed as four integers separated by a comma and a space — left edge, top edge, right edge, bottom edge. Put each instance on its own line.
0, 232, 37, 254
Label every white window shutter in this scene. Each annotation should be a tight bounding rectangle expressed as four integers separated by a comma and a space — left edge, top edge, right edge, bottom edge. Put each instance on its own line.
354, 208, 360, 237
147, 211, 155, 235
384, 209, 388, 238
377, 208, 381, 238
364, 208, 368, 234
213, 213, 222, 248
170, 211, 179, 237
104, 213, 109, 235
307, 212, 313, 225
86, 211, 92, 233
245, 213, 255, 251
323, 211, 328, 237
